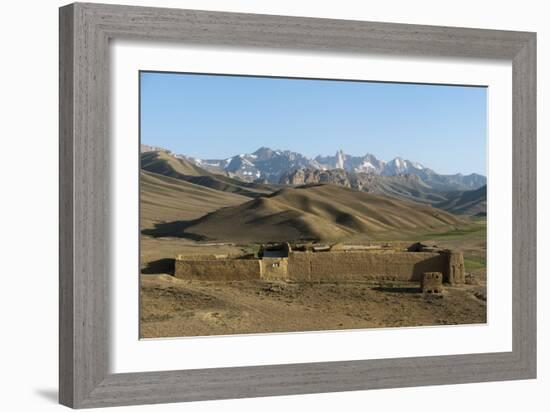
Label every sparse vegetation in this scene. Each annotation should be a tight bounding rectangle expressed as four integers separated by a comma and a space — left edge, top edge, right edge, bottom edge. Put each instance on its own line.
239, 244, 261, 256
418, 221, 486, 240
464, 255, 487, 271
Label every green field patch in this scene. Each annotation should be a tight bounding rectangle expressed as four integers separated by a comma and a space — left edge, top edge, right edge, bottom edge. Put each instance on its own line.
239, 244, 261, 256
464, 255, 486, 271
418, 223, 486, 240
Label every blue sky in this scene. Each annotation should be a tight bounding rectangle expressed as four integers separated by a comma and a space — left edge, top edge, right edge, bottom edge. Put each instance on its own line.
140, 72, 487, 175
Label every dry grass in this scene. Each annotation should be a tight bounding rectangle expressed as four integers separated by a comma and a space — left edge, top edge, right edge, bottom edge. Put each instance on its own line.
140, 170, 248, 229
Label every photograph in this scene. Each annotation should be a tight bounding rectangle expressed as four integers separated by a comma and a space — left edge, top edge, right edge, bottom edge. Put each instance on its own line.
139, 71, 488, 339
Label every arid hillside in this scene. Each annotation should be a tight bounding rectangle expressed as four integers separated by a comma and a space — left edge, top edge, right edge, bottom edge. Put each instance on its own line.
140, 170, 249, 229
279, 168, 448, 204
279, 168, 487, 216
435, 185, 487, 216
141, 151, 276, 197
154, 183, 465, 243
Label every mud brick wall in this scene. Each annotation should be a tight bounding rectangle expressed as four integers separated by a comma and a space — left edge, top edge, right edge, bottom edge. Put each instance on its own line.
446, 251, 466, 285
287, 252, 313, 281
260, 257, 289, 281
288, 251, 448, 282
175, 258, 261, 281
421, 272, 443, 293
174, 250, 465, 284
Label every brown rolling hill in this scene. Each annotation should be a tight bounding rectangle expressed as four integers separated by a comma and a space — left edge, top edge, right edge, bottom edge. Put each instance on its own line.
140, 170, 249, 230
141, 151, 277, 198
161, 184, 465, 243
280, 168, 486, 216
435, 185, 487, 216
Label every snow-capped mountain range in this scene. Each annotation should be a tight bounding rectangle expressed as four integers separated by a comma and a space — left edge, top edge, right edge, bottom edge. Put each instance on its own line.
186, 147, 319, 182
141, 145, 486, 191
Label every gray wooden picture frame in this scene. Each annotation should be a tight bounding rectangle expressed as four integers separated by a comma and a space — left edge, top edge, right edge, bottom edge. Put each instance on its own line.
59, 2, 536, 409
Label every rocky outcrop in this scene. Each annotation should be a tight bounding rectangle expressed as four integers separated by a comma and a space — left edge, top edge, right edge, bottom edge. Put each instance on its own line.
279, 168, 427, 193
278, 168, 487, 216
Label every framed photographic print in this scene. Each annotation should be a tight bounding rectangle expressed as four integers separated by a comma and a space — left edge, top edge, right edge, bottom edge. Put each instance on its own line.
59, 2, 536, 408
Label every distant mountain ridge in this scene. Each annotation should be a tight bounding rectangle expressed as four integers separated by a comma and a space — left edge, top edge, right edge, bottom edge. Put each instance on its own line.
183, 147, 322, 183
141, 144, 486, 192
435, 185, 487, 216
140, 146, 487, 216
279, 168, 448, 204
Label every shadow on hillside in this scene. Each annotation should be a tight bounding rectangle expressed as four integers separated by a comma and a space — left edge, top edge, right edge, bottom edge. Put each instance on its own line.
141, 219, 206, 241
141, 258, 175, 275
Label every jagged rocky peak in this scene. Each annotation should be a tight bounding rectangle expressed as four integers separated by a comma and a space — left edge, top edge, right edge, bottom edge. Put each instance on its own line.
335, 149, 345, 169
252, 146, 276, 159
315, 150, 386, 174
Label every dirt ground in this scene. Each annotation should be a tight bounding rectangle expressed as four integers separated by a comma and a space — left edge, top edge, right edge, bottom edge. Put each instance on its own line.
140, 275, 486, 338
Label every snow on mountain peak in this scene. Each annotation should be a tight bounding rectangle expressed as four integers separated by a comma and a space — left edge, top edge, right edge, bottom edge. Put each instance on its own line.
145, 144, 484, 190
